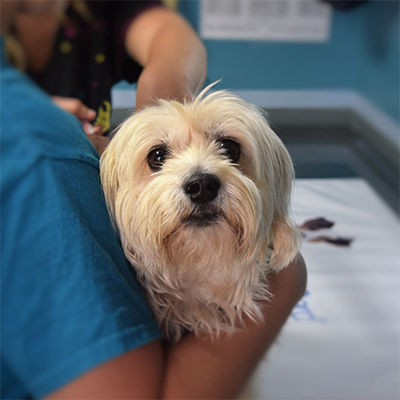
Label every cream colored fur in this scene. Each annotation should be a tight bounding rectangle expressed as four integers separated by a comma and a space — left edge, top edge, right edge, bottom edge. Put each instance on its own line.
100, 87, 301, 341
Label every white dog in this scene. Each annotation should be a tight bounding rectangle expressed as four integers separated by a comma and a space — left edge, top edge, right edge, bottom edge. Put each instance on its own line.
100, 86, 300, 341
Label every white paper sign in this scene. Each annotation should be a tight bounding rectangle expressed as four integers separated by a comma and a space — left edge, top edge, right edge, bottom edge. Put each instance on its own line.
200, 0, 332, 42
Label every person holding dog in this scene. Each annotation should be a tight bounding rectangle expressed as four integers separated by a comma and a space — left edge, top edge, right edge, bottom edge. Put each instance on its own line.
1, 1, 307, 399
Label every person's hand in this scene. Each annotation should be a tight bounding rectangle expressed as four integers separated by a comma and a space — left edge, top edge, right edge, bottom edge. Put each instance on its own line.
52, 96, 108, 156
86, 130, 109, 157
52, 96, 103, 136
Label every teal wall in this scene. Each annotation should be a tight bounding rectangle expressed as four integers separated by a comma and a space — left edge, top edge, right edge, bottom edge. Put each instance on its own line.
179, 0, 399, 123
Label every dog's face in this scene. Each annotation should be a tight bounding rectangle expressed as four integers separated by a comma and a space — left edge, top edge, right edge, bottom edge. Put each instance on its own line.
100, 89, 299, 337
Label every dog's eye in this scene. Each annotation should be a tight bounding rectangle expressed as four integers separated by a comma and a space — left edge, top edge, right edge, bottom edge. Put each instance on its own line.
216, 138, 241, 163
147, 146, 169, 171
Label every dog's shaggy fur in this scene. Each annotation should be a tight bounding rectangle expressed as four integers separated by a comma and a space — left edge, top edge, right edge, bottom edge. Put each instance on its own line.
100, 87, 300, 341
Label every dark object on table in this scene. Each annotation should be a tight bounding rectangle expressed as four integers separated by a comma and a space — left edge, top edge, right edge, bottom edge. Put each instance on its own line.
309, 236, 353, 247
300, 217, 334, 231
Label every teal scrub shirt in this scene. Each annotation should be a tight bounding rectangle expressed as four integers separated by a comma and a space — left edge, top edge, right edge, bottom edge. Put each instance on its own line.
0, 39, 161, 398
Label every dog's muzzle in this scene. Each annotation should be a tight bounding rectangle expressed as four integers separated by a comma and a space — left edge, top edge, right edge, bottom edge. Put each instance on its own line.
183, 172, 221, 204
182, 172, 222, 227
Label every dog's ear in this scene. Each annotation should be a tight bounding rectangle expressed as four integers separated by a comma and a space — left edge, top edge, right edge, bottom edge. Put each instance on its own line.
248, 110, 300, 270
268, 137, 301, 271
238, 100, 300, 270
100, 143, 120, 224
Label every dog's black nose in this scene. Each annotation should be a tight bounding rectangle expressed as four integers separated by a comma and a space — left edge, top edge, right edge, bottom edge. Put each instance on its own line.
184, 173, 221, 204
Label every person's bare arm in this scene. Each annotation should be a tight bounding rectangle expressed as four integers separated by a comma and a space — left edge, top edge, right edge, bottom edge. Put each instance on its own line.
161, 254, 307, 399
46, 341, 164, 399
123, 7, 207, 110
46, 255, 306, 399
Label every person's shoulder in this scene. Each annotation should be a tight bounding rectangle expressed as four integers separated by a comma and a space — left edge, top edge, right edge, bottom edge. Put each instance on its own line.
1, 61, 98, 167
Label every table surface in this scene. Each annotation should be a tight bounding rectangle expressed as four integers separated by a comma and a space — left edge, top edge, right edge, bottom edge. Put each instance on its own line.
243, 178, 400, 400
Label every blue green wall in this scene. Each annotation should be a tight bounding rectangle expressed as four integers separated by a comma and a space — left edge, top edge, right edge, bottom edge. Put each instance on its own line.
179, 0, 399, 123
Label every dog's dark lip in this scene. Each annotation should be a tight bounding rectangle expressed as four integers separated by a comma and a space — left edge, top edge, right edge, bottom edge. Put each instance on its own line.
185, 213, 219, 227
182, 207, 222, 227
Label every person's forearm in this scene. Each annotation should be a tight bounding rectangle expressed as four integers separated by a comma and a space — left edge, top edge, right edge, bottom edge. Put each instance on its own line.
44, 256, 306, 399
161, 255, 307, 399
135, 45, 206, 110
124, 7, 207, 110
